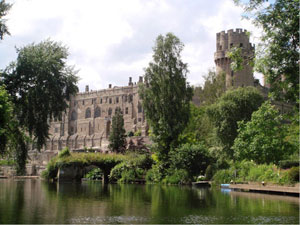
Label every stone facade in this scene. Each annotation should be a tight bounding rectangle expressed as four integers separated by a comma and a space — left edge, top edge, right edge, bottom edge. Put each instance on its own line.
44, 76, 148, 153
214, 28, 255, 88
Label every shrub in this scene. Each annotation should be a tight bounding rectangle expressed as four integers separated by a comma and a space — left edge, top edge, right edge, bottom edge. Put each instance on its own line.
134, 130, 142, 137
288, 167, 299, 183
163, 169, 190, 184
109, 162, 128, 182
205, 165, 214, 180
212, 169, 234, 184
58, 147, 71, 158
278, 160, 300, 169
84, 168, 103, 180
0, 159, 16, 166
146, 164, 163, 183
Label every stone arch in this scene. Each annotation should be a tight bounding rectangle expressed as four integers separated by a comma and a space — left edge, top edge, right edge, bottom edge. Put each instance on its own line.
71, 110, 77, 121
85, 108, 91, 118
94, 106, 101, 118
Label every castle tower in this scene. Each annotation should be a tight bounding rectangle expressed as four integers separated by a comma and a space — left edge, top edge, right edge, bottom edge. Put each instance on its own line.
214, 28, 255, 89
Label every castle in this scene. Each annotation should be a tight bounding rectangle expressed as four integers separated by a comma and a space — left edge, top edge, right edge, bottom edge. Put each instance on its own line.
28, 28, 290, 167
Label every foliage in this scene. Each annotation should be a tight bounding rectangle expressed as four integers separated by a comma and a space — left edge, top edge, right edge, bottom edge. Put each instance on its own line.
58, 147, 71, 158
0, 0, 11, 40
212, 160, 294, 185
169, 143, 213, 179
233, 101, 293, 164
278, 160, 300, 170
145, 164, 164, 183
2, 40, 78, 151
206, 87, 264, 158
287, 167, 299, 183
0, 85, 13, 154
108, 108, 126, 153
205, 165, 214, 180
163, 169, 190, 185
193, 69, 226, 106
139, 33, 193, 167
0, 159, 15, 166
134, 130, 141, 137
41, 152, 127, 180
84, 168, 103, 180
234, 0, 299, 105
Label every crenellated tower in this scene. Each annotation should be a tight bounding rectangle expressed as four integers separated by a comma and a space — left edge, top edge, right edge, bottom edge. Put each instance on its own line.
214, 28, 255, 89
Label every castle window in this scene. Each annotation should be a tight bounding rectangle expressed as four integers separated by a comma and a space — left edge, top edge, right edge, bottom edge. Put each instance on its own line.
240, 43, 243, 48
219, 45, 222, 50
92, 99, 94, 104
94, 107, 101, 118
71, 110, 77, 121
82, 100, 85, 105
231, 71, 234, 77
116, 97, 119, 103
232, 79, 234, 86
55, 128, 59, 133
125, 107, 128, 114
70, 127, 74, 133
115, 107, 122, 114
124, 95, 127, 102
109, 98, 112, 104
100, 98, 102, 104
138, 102, 142, 113
108, 108, 112, 116
128, 94, 133, 103
85, 108, 91, 118
74, 101, 77, 107
230, 43, 233, 48
138, 118, 142, 122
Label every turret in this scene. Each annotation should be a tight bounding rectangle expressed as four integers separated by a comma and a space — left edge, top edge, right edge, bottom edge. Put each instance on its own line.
214, 28, 255, 88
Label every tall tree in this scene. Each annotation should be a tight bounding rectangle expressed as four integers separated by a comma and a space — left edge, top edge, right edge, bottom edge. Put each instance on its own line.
108, 108, 126, 153
0, 0, 11, 40
139, 33, 193, 165
234, 0, 299, 105
206, 87, 264, 158
0, 85, 12, 154
1, 40, 78, 174
233, 101, 293, 164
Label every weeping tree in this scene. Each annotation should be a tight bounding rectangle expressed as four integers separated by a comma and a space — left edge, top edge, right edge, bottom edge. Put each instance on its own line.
0, 0, 11, 40
1, 40, 78, 174
139, 33, 193, 169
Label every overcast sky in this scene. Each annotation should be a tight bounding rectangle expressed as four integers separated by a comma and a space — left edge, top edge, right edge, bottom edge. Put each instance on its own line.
0, 0, 262, 92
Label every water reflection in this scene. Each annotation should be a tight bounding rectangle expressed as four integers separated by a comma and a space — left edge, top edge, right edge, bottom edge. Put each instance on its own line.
0, 179, 298, 224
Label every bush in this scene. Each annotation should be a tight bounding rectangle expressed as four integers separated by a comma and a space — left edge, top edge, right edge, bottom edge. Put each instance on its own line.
84, 168, 103, 180
58, 147, 71, 158
212, 169, 234, 184
0, 159, 16, 166
134, 130, 142, 136
146, 164, 163, 183
205, 165, 214, 180
278, 160, 300, 169
163, 169, 190, 184
109, 162, 128, 182
288, 167, 299, 183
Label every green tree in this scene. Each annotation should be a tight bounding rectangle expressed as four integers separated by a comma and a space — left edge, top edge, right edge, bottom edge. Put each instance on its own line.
0, 0, 11, 40
194, 69, 226, 106
233, 101, 293, 164
108, 108, 126, 153
234, 0, 299, 105
0, 85, 12, 154
206, 87, 264, 158
139, 33, 193, 165
1, 40, 78, 174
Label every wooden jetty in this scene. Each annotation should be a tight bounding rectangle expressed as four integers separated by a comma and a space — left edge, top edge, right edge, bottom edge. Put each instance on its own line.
227, 184, 299, 197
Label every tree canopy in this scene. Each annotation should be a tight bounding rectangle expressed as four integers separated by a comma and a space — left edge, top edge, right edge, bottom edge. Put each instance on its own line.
206, 86, 264, 158
139, 33, 193, 164
234, 0, 299, 105
233, 101, 293, 164
108, 108, 126, 153
0, 0, 11, 40
1, 40, 78, 174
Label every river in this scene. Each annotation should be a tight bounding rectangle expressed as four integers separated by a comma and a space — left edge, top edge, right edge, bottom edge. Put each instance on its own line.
0, 179, 298, 224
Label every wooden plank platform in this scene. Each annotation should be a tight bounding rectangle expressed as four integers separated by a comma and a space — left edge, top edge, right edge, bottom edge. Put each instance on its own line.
229, 184, 299, 196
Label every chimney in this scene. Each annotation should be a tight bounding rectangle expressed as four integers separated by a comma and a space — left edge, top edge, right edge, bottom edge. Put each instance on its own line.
85, 85, 89, 92
128, 77, 133, 86
109, 84, 112, 88
139, 76, 143, 83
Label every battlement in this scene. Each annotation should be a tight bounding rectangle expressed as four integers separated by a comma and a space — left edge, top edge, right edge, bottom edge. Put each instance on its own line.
217, 28, 248, 37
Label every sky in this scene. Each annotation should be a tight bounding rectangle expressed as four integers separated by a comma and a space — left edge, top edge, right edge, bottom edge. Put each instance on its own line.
0, 0, 262, 92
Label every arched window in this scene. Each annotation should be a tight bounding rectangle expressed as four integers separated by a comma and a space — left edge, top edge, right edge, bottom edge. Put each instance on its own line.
85, 108, 91, 118
94, 107, 101, 118
115, 107, 121, 114
71, 110, 77, 121
108, 108, 112, 116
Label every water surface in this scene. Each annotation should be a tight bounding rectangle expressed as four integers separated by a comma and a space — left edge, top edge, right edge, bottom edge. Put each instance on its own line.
0, 179, 298, 224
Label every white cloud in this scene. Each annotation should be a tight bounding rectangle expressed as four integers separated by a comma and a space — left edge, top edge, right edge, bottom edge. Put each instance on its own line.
1, 0, 263, 91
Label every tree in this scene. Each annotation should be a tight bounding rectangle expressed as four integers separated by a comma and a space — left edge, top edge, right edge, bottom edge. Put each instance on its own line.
206, 87, 264, 158
108, 108, 126, 153
193, 69, 226, 106
139, 33, 193, 165
234, 0, 299, 105
233, 101, 293, 164
0, 0, 11, 40
0, 85, 12, 154
1, 40, 78, 174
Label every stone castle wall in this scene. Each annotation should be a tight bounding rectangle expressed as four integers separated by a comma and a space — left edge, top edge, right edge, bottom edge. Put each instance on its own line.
43, 77, 148, 154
